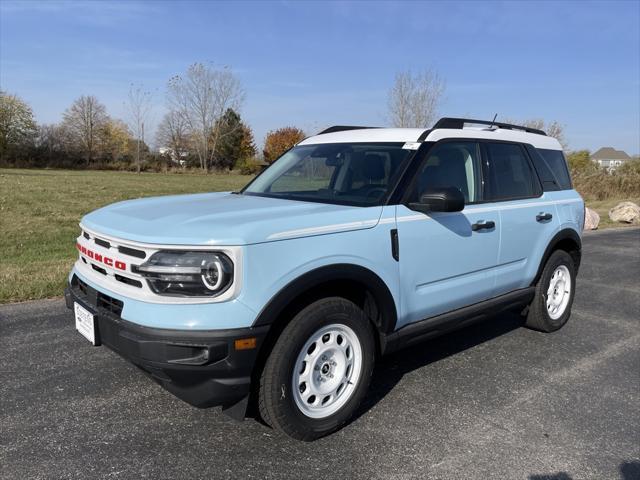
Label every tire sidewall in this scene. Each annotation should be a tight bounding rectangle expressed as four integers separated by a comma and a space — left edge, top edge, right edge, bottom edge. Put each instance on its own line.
269, 299, 375, 438
539, 250, 576, 329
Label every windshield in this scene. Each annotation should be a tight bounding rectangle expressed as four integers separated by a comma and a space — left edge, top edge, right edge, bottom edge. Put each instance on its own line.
243, 143, 414, 206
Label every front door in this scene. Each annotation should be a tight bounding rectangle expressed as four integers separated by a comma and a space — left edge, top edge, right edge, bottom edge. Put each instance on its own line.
396, 141, 500, 329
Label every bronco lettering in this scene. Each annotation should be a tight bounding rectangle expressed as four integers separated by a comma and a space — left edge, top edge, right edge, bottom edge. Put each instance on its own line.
76, 242, 126, 271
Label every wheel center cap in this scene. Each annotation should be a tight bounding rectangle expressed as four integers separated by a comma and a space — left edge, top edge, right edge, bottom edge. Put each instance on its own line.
321, 363, 330, 375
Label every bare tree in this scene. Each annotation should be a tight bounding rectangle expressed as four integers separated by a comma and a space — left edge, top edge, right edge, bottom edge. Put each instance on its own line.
62, 95, 108, 166
387, 69, 446, 128
125, 84, 152, 173
504, 118, 568, 149
167, 63, 244, 171
156, 109, 190, 164
34, 123, 66, 164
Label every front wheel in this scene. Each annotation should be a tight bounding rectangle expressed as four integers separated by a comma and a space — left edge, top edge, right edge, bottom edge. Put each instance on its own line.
525, 249, 576, 332
258, 297, 375, 441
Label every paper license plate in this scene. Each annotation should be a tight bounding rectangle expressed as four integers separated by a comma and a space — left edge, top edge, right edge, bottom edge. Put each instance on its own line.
74, 302, 96, 345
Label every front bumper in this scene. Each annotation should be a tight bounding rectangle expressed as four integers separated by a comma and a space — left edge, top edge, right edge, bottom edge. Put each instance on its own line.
65, 275, 269, 415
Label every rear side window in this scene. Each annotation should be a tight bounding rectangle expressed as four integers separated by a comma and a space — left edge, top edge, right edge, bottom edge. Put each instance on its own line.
537, 149, 572, 190
485, 142, 541, 201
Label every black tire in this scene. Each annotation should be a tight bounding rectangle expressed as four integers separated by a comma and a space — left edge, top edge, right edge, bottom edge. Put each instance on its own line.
258, 297, 375, 441
525, 249, 576, 332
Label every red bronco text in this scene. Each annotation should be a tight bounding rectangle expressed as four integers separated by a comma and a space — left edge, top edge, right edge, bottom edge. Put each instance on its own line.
76, 243, 126, 271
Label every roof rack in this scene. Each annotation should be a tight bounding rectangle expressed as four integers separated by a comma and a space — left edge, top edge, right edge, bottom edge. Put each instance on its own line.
318, 125, 379, 135
432, 117, 547, 136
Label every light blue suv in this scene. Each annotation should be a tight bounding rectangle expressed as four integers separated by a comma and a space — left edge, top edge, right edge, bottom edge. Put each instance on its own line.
65, 117, 584, 440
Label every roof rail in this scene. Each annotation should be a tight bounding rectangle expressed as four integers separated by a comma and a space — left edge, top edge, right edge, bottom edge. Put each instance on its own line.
318, 125, 379, 135
432, 117, 547, 136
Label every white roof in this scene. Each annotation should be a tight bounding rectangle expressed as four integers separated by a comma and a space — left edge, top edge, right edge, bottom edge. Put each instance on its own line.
299, 128, 426, 145
426, 127, 562, 149
300, 126, 562, 150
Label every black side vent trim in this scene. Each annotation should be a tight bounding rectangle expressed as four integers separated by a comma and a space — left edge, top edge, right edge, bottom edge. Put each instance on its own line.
390, 229, 399, 261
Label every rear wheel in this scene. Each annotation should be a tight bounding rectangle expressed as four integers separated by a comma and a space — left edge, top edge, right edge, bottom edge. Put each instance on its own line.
525, 250, 576, 332
258, 297, 375, 441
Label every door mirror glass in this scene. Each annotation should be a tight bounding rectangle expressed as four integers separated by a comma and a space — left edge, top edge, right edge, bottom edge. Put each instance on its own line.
409, 186, 465, 213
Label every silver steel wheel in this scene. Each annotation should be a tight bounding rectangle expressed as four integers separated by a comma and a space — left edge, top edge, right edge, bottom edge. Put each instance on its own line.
292, 323, 363, 419
546, 265, 572, 320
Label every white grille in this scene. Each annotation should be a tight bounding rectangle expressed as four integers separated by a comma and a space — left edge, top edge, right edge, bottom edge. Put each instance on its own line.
75, 224, 243, 304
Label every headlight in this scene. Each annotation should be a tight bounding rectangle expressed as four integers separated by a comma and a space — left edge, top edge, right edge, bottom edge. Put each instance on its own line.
136, 251, 233, 297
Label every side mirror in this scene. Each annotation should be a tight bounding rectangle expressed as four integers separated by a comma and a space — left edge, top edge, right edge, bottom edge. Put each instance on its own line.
408, 186, 465, 213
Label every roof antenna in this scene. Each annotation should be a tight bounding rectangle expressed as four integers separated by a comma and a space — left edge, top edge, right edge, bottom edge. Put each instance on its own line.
488, 113, 498, 130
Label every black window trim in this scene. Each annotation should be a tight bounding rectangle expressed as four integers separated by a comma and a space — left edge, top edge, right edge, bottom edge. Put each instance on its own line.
395, 137, 544, 208
238, 137, 549, 208
532, 146, 573, 190
398, 138, 486, 207
478, 139, 543, 204
523, 144, 562, 192
385, 141, 434, 205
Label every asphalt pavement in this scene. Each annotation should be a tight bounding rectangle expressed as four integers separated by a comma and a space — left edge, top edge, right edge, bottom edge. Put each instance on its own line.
1, 228, 639, 480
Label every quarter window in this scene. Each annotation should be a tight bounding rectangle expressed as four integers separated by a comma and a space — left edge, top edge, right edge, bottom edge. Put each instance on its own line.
485, 143, 540, 200
537, 149, 572, 190
409, 142, 483, 203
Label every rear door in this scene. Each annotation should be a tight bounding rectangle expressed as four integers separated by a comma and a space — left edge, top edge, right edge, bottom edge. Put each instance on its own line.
482, 141, 558, 294
395, 141, 500, 328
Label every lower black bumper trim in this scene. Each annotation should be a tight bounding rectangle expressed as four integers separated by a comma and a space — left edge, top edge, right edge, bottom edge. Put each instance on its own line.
65, 279, 268, 412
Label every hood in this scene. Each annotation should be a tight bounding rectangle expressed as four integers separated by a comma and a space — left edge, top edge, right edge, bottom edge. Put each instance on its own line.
81, 192, 383, 246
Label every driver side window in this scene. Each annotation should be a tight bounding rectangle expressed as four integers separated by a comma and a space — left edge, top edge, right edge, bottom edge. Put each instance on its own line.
409, 141, 483, 204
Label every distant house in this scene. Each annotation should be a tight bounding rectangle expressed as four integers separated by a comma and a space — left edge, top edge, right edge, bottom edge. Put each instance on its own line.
591, 147, 631, 171
158, 146, 188, 166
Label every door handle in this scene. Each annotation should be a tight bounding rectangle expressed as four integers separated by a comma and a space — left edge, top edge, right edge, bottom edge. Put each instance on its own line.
471, 220, 495, 231
536, 212, 553, 222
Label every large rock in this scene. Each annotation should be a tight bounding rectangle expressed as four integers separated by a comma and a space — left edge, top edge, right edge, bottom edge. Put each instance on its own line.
608, 201, 640, 224
584, 207, 600, 230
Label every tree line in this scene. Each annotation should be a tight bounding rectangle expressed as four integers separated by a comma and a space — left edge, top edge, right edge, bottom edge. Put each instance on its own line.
0, 63, 307, 173
2, 64, 575, 173
0, 90, 153, 171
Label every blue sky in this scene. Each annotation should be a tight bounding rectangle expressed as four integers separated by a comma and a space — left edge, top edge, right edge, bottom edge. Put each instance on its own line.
1, 0, 639, 153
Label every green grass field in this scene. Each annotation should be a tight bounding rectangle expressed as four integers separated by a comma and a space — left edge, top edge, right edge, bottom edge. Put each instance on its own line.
1, 168, 637, 304
0, 169, 252, 303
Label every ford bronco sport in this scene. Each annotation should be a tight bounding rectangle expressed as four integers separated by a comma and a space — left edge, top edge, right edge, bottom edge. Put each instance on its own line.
65, 117, 584, 440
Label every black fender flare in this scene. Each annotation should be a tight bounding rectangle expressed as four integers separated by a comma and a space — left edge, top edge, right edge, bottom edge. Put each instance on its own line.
243, 264, 398, 415
252, 263, 398, 334
533, 228, 582, 285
